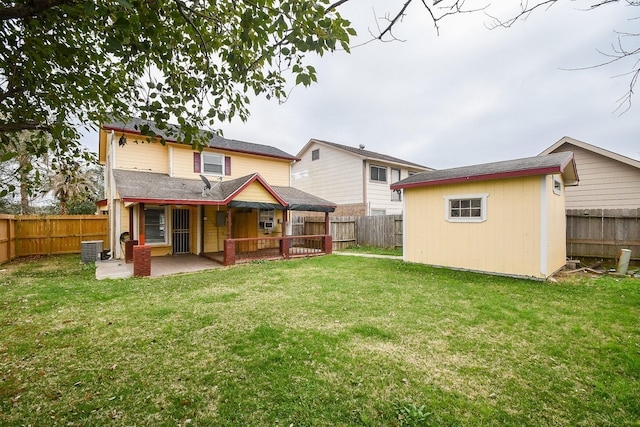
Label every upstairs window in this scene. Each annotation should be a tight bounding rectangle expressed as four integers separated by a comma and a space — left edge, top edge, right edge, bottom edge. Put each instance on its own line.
391, 169, 402, 201
444, 194, 488, 223
312, 149, 320, 161
202, 152, 224, 175
370, 164, 387, 183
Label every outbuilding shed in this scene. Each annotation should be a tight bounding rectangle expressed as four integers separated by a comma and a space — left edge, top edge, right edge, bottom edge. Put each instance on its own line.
391, 152, 579, 280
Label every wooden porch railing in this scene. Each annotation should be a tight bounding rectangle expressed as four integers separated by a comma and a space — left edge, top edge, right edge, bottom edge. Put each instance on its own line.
223, 234, 332, 266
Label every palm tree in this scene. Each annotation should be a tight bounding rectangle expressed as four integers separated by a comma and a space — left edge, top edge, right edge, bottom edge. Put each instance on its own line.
49, 164, 96, 215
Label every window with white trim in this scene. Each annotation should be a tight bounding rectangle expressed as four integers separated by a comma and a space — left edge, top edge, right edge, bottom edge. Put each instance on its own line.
258, 209, 275, 230
144, 206, 167, 244
370, 164, 387, 183
202, 152, 224, 175
553, 176, 562, 196
391, 168, 401, 201
444, 194, 488, 223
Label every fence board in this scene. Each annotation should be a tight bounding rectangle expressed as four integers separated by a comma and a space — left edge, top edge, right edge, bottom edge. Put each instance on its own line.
11, 215, 110, 257
300, 215, 402, 251
0, 214, 16, 264
566, 209, 640, 260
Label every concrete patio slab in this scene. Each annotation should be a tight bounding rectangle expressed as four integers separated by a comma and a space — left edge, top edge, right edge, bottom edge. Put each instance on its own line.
96, 254, 222, 280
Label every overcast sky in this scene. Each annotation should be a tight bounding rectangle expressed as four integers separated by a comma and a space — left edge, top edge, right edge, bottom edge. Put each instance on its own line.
87, 1, 639, 170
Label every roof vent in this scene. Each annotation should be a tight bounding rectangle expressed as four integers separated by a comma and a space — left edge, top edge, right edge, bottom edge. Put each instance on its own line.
359, 144, 365, 150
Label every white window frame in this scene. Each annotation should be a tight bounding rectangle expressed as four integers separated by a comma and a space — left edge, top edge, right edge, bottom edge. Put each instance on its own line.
444, 193, 489, 223
144, 205, 169, 245
370, 164, 387, 183
391, 168, 402, 201
202, 152, 224, 176
553, 176, 562, 196
258, 208, 275, 230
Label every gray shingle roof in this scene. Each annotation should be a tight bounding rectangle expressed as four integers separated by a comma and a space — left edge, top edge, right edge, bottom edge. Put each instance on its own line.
112, 170, 335, 211
103, 117, 297, 160
307, 139, 432, 170
392, 152, 578, 189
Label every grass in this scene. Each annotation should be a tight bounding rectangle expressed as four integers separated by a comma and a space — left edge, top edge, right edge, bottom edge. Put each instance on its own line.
341, 245, 402, 257
1, 254, 639, 426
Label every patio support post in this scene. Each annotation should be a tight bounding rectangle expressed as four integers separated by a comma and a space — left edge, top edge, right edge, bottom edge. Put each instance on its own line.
227, 208, 232, 238
324, 212, 330, 235
138, 203, 145, 245
280, 237, 290, 259
224, 239, 236, 265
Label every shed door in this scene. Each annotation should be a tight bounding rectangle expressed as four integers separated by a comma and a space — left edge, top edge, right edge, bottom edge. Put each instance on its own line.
172, 208, 191, 254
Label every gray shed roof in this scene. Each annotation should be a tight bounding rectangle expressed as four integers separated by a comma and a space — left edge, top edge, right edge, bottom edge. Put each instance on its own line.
301, 139, 432, 170
103, 117, 297, 161
391, 152, 579, 190
112, 169, 335, 212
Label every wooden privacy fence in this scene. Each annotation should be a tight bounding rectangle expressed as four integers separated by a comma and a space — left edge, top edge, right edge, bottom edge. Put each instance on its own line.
0, 215, 109, 264
296, 215, 403, 251
566, 209, 640, 261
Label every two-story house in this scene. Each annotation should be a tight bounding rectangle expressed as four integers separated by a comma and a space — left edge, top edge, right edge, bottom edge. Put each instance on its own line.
99, 118, 335, 265
291, 139, 433, 216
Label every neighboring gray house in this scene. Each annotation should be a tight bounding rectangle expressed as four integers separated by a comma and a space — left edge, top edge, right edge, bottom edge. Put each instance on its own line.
291, 139, 432, 216
539, 136, 640, 209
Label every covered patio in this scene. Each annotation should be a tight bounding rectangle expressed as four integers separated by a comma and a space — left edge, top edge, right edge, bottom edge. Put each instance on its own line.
106, 170, 335, 268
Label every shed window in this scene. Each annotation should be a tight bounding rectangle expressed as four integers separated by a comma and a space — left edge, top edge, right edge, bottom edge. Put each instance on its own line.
553, 177, 562, 195
202, 152, 224, 175
312, 149, 320, 161
444, 194, 488, 223
370, 165, 387, 183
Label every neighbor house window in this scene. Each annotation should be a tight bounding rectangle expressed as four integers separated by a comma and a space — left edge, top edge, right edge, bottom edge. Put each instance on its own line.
202, 152, 224, 175
258, 209, 275, 230
371, 209, 385, 216
312, 149, 320, 161
553, 176, 562, 196
391, 168, 401, 201
370, 164, 387, 183
444, 194, 488, 223
144, 206, 167, 244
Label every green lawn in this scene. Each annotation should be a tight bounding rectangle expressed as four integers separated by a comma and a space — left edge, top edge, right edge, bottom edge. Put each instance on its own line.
1, 255, 638, 426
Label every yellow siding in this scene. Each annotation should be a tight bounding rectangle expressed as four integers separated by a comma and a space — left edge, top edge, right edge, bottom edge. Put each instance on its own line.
203, 205, 229, 253
170, 144, 290, 185
235, 181, 279, 203
404, 176, 547, 278
545, 174, 567, 275
230, 152, 290, 185
115, 134, 169, 174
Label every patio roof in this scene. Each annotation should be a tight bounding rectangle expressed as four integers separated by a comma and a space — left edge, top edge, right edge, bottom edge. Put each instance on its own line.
112, 169, 336, 212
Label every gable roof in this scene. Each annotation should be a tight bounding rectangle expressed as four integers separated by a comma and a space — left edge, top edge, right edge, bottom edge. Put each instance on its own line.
102, 117, 298, 161
298, 138, 432, 170
540, 136, 640, 170
112, 170, 335, 212
391, 152, 578, 190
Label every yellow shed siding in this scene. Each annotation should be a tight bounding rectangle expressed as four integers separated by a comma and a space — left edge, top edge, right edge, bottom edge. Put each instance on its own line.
544, 174, 568, 275
404, 176, 550, 278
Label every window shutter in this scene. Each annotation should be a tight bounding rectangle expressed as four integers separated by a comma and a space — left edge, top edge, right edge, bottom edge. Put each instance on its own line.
225, 156, 231, 176
194, 152, 201, 173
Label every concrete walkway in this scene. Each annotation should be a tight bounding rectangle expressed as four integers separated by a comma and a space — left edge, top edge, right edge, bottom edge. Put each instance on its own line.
333, 251, 403, 260
95, 254, 222, 280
